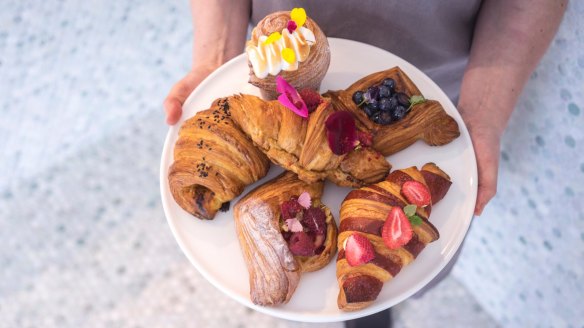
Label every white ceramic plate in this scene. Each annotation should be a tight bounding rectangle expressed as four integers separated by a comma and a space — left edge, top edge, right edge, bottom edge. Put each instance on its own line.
160, 38, 477, 322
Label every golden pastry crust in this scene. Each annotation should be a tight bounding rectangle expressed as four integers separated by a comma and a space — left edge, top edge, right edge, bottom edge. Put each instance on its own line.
336, 163, 452, 311
168, 99, 270, 220
234, 172, 337, 306
168, 93, 391, 220
324, 67, 461, 156
226, 94, 391, 188
248, 11, 331, 100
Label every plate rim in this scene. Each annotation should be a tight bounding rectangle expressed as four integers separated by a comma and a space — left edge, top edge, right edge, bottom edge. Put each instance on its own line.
160, 37, 477, 322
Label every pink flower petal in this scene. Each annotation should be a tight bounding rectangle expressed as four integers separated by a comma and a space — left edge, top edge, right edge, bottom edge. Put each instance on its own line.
297, 192, 312, 209
286, 218, 304, 232
276, 76, 309, 118
325, 111, 357, 155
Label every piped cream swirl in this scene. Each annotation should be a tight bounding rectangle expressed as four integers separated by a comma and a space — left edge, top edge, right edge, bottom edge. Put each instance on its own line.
246, 27, 316, 79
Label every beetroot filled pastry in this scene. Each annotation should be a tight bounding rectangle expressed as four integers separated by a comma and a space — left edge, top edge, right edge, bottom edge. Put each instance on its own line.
234, 172, 337, 306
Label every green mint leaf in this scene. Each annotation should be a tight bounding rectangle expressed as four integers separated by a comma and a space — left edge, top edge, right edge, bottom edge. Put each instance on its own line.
403, 204, 417, 217
408, 215, 423, 226
408, 95, 426, 110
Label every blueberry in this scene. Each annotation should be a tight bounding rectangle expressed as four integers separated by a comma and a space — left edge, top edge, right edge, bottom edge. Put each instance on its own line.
379, 85, 391, 98
391, 105, 407, 121
352, 91, 364, 105
387, 96, 398, 110
364, 103, 379, 117
379, 98, 391, 112
382, 78, 396, 92
367, 86, 380, 100
378, 111, 393, 125
371, 112, 381, 124
395, 92, 410, 107
368, 100, 379, 111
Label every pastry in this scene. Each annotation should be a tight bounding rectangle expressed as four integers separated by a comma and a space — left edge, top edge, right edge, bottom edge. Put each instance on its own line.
246, 8, 330, 100
234, 172, 337, 306
336, 163, 452, 311
168, 92, 390, 220
324, 67, 461, 156
168, 99, 270, 220
226, 93, 390, 187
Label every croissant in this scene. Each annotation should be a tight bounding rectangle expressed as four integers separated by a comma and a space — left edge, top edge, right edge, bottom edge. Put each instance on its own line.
324, 67, 461, 156
247, 10, 331, 100
336, 163, 452, 311
226, 94, 391, 187
168, 95, 390, 220
234, 171, 337, 306
168, 99, 270, 220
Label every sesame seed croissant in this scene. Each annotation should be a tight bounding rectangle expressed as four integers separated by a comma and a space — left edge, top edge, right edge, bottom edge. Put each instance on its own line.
168, 96, 391, 220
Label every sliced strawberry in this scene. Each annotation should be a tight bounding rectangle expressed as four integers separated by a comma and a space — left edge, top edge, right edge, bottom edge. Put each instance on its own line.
302, 207, 327, 235
280, 199, 304, 221
401, 181, 431, 207
298, 88, 322, 113
288, 231, 314, 256
382, 207, 413, 250
344, 233, 375, 266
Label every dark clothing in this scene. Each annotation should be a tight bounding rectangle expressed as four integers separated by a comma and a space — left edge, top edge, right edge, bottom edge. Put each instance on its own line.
251, 0, 483, 101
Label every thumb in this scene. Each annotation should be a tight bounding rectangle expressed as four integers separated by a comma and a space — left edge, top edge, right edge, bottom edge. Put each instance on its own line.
163, 69, 211, 125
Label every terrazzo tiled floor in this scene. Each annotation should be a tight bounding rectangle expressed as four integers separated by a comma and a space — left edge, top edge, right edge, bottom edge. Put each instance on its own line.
0, 1, 497, 327
2, 0, 582, 327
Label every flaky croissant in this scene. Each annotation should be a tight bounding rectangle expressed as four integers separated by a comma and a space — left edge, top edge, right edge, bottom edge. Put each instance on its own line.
247, 11, 331, 100
234, 172, 337, 306
336, 163, 452, 311
324, 67, 460, 156
168, 99, 270, 220
168, 95, 390, 220
226, 94, 390, 187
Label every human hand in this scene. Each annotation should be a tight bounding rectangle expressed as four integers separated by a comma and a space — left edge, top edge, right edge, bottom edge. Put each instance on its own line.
163, 65, 217, 125
457, 104, 502, 216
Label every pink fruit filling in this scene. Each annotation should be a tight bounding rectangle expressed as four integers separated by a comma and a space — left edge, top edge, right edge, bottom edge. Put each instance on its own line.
280, 196, 328, 256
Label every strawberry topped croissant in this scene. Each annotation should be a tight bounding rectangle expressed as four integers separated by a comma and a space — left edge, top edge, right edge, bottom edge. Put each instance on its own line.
336, 163, 452, 311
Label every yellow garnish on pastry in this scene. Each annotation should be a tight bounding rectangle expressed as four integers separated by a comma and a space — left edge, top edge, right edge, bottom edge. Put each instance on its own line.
264, 32, 282, 45
290, 8, 307, 27
281, 48, 296, 64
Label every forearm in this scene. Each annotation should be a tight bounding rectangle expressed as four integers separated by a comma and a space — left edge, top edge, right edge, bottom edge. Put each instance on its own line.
458, 0, 567, 135
191, 0, 251, 69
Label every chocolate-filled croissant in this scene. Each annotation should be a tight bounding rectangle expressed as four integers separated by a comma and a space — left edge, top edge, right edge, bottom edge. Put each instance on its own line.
336, 163, 452, 311
234, 172, 337, 306
168, 99, 270, 220
169, 95, 391, 220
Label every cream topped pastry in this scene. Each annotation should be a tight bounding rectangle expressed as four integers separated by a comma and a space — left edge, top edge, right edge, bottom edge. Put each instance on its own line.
246, 8, 316, 79
246, 8, 330, 100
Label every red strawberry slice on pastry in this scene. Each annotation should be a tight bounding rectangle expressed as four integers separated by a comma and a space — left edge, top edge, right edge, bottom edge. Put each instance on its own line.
382, 207, 413, 250
344, 233, 375, 266
401, 181, 431, 207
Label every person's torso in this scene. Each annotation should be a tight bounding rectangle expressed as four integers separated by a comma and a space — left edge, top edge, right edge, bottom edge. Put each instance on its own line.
251, 0, 483, 101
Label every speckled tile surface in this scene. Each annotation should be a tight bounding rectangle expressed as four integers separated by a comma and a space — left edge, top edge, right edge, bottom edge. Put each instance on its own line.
453, 1, 584, 327
0, 0, 581, 327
